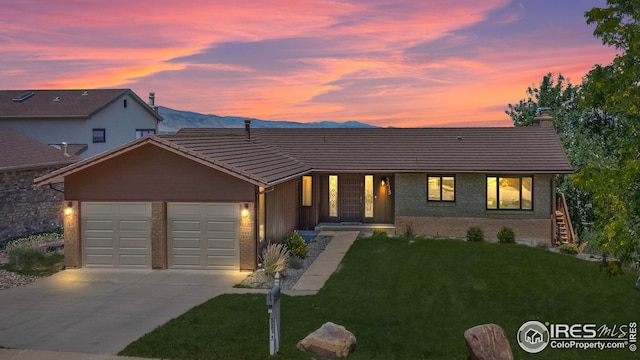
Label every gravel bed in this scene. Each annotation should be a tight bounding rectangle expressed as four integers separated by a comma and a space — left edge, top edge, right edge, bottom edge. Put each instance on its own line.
240, 234, 334, 290
0, 269, 42, 290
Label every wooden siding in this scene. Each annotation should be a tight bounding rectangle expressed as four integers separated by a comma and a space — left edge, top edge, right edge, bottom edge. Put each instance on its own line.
265, 178, 298, 242
65, 144, 255, 202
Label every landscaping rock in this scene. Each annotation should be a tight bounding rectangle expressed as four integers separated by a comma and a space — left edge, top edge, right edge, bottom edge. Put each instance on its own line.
297, 322, 356, 358
464, 323, 513, 360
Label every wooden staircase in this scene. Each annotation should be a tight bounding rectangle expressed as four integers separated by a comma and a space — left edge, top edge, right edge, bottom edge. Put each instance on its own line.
554, 192, 576, 246
555, 210, 569, 244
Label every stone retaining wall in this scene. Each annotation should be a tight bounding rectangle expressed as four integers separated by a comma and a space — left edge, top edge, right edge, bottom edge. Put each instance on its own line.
0, 167, 64, 242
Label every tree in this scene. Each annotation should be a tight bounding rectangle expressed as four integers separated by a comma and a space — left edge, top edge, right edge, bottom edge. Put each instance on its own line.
572, 0, 640, 265
505, 74, 615, 236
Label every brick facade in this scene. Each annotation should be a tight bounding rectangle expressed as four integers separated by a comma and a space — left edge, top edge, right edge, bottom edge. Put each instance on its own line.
396, 216, 553, 246
63, 201, 81, 268
395, 172, 555, 246
0, 167, 66, 242
239, 202, 256, 270
151, 202, 167, 269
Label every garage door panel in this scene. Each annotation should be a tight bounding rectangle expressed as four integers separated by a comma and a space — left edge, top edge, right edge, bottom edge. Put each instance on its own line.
118, 203, 151, 216
206, 256, 235, 267
85, 237, 114, 248
84, 220, 115, 231
85, 254, 114, 265
168, 203, 239, 269
119, 220, 148, 231
82, 202, 151, 268
119, 255, 149, 266
205, 204, 237, 218
118, 237, 149, 249
172, 255, 202, 266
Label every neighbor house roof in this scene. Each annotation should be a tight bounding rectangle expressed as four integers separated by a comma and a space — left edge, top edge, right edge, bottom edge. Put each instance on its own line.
0, 129, 79, 171
0, 89, 163, 121
35, 125, 572, 187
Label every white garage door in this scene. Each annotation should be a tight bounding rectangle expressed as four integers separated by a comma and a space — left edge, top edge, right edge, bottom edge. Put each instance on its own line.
81, 202, 152, 268
168, 203, 239, 269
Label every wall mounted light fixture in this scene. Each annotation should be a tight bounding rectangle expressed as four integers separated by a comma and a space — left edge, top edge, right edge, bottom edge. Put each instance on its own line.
64, 202, 73, 216
241, 203, 249, 218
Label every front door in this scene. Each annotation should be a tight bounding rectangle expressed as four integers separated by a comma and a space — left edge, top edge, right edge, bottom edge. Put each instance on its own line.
339, 175, 362, 222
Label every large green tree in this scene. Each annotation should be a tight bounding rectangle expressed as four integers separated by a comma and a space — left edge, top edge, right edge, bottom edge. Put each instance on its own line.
572, 0, 640, 264
506, 74, 616, 237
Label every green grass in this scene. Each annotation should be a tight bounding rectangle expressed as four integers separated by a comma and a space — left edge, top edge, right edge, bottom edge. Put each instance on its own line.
120, 237, 640, 359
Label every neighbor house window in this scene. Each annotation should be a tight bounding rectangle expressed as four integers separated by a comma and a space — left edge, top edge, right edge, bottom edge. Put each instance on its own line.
329, 175, 338, 217
428, 176, 455, 202
364, 175, 374, 218
487, 176, 533, 210
302, 176, 313, 207
135, 129, 156, 138
92, 128, 106, 143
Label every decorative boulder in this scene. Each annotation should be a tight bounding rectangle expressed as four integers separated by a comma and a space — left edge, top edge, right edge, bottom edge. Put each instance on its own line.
464, 323, 513, 360
297, 322, 356, 358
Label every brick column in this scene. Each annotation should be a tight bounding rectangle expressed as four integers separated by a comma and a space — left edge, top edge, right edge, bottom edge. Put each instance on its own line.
239, 202, 256, 270
63, 201, 81, 268
151, 202, 167, 269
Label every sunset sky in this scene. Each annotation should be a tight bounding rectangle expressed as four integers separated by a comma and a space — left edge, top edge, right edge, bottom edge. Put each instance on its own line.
2, 1, 617, 127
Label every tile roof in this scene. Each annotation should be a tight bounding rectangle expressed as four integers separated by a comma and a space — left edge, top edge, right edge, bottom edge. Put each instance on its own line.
178, 127, 573, 174
36, 125, 572, 187
0, 129, 79, 171
0, 89, 162, 121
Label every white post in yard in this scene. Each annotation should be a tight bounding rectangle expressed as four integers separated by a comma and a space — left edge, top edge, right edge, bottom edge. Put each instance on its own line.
267, 272, 281, 355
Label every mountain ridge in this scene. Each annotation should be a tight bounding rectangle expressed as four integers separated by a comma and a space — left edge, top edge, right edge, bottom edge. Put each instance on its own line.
157, 106, 376, 133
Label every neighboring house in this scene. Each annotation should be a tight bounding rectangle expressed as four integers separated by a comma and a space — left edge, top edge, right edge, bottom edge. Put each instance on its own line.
0, 89, 163, 158
0, 129, 79, 241
35, 112, 572, 271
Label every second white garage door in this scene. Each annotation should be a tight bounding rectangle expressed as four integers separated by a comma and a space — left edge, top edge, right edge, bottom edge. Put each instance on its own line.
168, 203, 239, 269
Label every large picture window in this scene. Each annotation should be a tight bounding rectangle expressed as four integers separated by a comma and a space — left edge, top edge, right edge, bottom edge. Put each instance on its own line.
487, 176, 533, 210
428, 176, 455, 202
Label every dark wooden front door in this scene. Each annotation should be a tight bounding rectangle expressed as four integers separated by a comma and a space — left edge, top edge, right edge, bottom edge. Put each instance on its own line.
339, 176, 362, 222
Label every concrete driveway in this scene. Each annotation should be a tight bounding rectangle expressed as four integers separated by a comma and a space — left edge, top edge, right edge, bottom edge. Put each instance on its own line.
0, 268, 255, 355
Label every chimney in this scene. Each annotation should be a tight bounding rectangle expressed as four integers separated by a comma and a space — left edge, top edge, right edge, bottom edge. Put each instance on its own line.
245, 119, 251, 139
148, 92, 158, 113
533, 107, 553, 127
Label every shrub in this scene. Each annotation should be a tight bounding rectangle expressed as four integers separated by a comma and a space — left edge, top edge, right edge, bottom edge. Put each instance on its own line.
261, 242, 290, 278
284, 231, 308, 258
600, 258, 623, 277
404, 225, 414, 238
466, 227, 484, 242
5, 239, 63, 275
497, 227, 515, 244
559, 243, 578, 255
372, 229, 388, 238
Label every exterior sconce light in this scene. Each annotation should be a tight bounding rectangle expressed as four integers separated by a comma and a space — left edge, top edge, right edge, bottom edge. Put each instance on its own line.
241, 203, 249, 218
64, 202, 73, 216
381, 177, 392, 196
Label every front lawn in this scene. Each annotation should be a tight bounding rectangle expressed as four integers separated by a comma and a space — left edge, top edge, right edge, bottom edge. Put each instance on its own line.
121, 237, 640, 359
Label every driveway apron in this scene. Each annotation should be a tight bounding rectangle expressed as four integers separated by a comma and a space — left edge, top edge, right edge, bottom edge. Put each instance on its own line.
0, 268, 251, 355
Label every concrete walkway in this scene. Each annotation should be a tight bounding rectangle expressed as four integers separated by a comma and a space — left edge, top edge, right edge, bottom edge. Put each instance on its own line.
0, 231, 359, 360
291, 231, 359, 292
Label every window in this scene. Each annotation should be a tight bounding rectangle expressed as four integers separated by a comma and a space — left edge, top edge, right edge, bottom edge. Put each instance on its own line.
364, 175, 373, 218
487, 176, 533, 210
428, 176, 455, 202
329, 175, 338, 217
123, 99, 128, 108
302, 176, 312, 207
92, 128, 106, 143
135, 129, 156, 138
